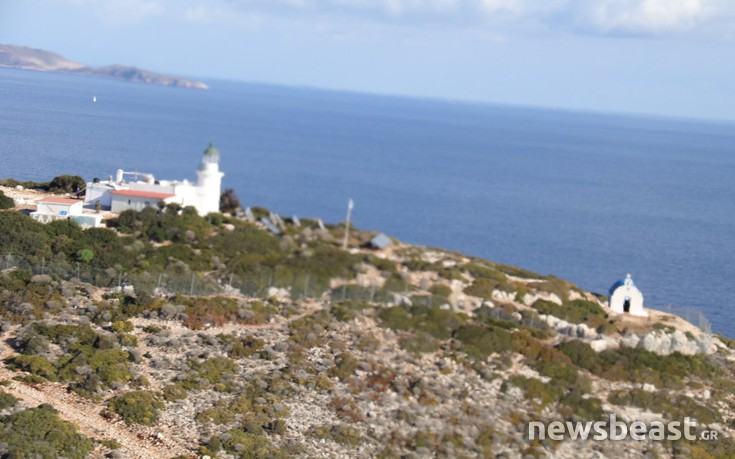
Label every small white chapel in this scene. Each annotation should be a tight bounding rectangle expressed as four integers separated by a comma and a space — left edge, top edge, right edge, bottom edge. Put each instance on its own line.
608, 274, 648, 317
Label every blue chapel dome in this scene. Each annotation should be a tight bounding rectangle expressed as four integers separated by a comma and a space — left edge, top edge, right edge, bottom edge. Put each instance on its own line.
609, 274, 635, 297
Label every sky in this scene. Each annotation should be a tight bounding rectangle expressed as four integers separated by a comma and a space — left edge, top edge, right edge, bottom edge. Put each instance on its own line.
2, 0, 735, 120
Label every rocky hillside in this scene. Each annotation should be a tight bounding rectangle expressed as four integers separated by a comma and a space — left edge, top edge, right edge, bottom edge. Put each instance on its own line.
0, 44, 208, 90
0, 203, 733, 458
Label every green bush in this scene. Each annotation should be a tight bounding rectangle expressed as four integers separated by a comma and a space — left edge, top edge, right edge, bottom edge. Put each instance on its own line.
464, 262, 507, 283
429, 283, 452, 297
48, 175, 86, 193
0, 404, 94, 458
75, 248, 94, 263
218, 334, 265, 358
559, 389, 605, 421
557, 340, 598, 371
17, 323, 135, 394
310, 423, 362, 446
162, 383, 188, 402
6, 355, 58, 381
220, 188, 242, 215
329, 352, 358, 380
196, 378, 288, 426
289, 310, 331, 348
378, 304, 466, 340
531, 299, 607, 326
0, 390, 18, 410
559, 340, 720, 388
110, 320, 134, 333
399, 331, 440, 355
503, 375, 561, 406
0, 190, 14, 209
0, 178, 50, 190
454, 325, 513, 359
183, 357, 238, 391
204, 428, 279, 459
329, 299, 370, 321
0, 211, 52, 259
609, 389, 721, 425
464, 278, 499, 300
107, 391, 164, 425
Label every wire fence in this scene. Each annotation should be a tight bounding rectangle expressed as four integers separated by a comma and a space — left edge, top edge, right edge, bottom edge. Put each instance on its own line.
0, 253, 410, 303
1, 254, 714, 335
649, 304, 712, 335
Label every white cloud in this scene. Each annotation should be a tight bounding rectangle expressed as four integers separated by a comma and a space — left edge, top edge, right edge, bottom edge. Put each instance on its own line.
183, 5, 263, 28
573, 0, 723, 35
480, 0, 524, 15
61, 0, 164, 26
64, 0, 735, 38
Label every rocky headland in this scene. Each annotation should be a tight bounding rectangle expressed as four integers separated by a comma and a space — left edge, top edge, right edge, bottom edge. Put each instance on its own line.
0, 44, 208, 90
0, 185, 733, 458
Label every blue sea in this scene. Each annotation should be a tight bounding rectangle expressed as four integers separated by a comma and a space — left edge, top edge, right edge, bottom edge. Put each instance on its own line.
2, 68, 734, 337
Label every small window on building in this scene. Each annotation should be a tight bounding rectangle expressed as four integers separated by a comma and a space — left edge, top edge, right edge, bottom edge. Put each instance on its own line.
128, 199, 131, 205
145, 201, 151, 207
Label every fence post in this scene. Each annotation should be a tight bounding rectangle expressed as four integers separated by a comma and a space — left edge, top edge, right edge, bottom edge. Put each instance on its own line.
190, 273, 195, 296
303, 275, 310, 299
41, 257, 45, 275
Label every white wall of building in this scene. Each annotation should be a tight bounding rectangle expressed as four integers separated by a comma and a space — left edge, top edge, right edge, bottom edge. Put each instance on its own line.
85, 144, 224, 216
609, 284, 648, 317
110, 195, 176, 213
36, 201, 84, 216
31, 199, 85, 224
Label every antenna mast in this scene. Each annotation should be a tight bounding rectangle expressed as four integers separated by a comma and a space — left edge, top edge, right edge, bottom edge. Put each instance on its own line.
342, 198, 354, 250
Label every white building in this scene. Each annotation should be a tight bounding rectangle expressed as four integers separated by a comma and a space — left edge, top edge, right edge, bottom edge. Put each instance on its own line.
608, 274, 648, 317
31, 197, 84, 223
31, 197, 104, 228
110, 189, 177, 212
85, 143, 224, 216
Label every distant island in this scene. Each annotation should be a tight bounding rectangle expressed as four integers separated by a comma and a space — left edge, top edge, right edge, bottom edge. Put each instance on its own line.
0, 43, 208, 90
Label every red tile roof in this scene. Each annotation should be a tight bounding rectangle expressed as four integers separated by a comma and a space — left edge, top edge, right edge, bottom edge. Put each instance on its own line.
110, 189, 177, 199
38, 197, 82, 205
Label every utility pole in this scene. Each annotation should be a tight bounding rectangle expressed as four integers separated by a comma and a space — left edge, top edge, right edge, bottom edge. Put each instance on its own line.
342, 198, 354, 250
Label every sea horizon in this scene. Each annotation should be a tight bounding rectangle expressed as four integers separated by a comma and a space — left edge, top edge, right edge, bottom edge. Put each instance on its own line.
2, 67, 733, 337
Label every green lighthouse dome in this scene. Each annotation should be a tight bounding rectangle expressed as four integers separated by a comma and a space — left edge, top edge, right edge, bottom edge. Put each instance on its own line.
203, 142, 220, 158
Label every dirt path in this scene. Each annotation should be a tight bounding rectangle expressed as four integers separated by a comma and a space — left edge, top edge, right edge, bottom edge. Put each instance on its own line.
0, 342, 193, 459
0, 303, 326, 458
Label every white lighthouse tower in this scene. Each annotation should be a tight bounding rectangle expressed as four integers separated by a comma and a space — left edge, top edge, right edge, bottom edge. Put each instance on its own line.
195, 143, 224, 215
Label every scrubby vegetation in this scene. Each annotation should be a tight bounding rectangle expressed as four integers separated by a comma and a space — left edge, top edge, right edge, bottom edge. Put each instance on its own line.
0, 196, 733, 458
106, 391, 164, 425
202, 428, 283, 459
559, 339, 721, 388
532, 298, 612, 332
0, 404, 94, 458
0, 191, 13, 209
0, 391, 18, 410
1, 174, 85, 193
9, 322, 139, 395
